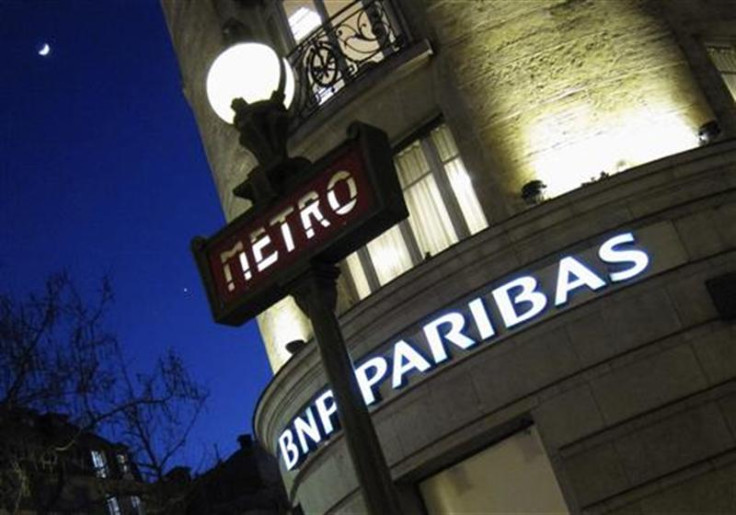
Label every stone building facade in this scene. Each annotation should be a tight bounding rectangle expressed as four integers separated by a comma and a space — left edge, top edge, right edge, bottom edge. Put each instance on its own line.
161, 0, 736, 512
0, 408, 145, 514
178, 435, 288, 514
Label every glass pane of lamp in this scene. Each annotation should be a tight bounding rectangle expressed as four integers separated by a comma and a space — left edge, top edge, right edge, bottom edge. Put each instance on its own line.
366, 225, 413, 286
431, 125, 488, 235
283, 0, 322, 43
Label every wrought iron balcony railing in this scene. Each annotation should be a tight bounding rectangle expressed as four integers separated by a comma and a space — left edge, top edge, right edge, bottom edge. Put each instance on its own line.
287, 0, 408, 128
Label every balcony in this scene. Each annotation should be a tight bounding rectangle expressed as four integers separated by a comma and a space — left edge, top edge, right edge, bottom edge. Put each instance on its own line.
286, 0, 410, 128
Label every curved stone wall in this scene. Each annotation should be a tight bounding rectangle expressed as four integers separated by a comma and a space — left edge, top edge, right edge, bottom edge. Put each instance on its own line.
162, 0, 723, 372
159, 0, 736, 512
255, 141, 736, 512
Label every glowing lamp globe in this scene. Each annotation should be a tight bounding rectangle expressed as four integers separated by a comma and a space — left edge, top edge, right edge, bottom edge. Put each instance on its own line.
206, 42, 295, 124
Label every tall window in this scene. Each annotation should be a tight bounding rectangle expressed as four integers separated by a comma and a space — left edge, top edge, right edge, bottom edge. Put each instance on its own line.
130, 495, 144, 515
707, 44, 736, 101
282, 1, 353, 44
345, 123, 487, 299
116, 453, 131, 477
280, 0, 407, 120
283, 0, 321, 43
91, 449, 109, 478
419, 427, 569, 514
106, 497, 121, 515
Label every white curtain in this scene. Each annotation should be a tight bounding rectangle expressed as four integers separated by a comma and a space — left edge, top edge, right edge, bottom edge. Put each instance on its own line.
431, 126, 488, 235
342, 123, 489, 298
396, 142, 458, 256
445, 157, 488, 234
366, 225, 413, 286
404, 176, 457, 255
707, 45, 736, 100
345, 252, 372, 299
430, 124, 456, 162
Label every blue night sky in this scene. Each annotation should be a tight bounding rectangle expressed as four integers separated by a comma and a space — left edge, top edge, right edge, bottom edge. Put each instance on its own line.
0, 1, 272, 468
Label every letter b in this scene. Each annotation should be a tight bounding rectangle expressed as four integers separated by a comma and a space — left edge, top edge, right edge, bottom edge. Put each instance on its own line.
278, 428, 300, 470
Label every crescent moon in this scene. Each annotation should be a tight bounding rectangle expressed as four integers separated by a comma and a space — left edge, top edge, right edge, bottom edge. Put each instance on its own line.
38, 44, 51, 56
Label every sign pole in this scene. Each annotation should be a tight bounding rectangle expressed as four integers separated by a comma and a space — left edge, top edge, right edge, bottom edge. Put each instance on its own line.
290, 262, 403, 515
191, 122, 408, 513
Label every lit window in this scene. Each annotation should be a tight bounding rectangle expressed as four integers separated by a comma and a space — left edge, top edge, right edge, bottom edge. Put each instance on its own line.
396, 141, 458, 256
431, 125, 488, 235
131, 495, 144, 514
282, 0, 357, 44
365, 225, 414, 286
345, 252, 372, 298
116, 453, 131, 476
106, 497, 121, 515
90, 450, 108, 478
40, 450, 56, 471
706, 44, 736, 101
281, 0, 404, 119
287, 5, 321, 42
345, 122, 488, 298
419, 426, 569, 514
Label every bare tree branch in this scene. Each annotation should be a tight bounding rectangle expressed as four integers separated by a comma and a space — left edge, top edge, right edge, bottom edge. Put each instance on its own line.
0, 274, 209, 513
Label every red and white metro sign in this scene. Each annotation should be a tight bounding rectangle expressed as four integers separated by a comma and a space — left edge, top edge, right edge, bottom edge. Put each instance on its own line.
192, 123, 407, 326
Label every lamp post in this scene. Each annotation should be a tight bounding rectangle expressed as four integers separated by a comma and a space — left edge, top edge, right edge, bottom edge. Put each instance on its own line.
206, 42, 305, 202
205, 42, 403, 514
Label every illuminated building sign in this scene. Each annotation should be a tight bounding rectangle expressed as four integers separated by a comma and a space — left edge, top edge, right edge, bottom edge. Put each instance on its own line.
193, 125, 407, 326
277, 232, 651, 469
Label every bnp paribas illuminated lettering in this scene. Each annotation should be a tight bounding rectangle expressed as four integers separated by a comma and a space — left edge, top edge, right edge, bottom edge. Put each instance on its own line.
278, 232, 650, 470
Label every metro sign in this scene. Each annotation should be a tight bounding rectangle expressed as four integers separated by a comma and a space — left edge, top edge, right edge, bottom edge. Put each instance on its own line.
192, 123, 407, 326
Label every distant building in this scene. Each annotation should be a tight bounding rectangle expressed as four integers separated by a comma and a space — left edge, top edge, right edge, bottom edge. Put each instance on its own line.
162, 0, 736, 513
179, 434, 288, 515
0, 408, 145, 514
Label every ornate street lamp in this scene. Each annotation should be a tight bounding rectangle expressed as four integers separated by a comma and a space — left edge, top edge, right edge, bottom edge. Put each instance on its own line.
201, 42, 403, 515
205, 42, 306, 204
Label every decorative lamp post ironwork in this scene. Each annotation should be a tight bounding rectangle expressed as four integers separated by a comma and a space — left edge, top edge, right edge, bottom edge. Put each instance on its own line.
202, 42, 403, 515
206, 42, 307, 203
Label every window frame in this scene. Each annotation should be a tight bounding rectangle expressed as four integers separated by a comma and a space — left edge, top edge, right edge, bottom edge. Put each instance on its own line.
278, 0, 353, 50
275, 0, 363, 112
90, 449, 109, 478
344, 118, 484, 298
706, 41, 736, 101
275, 0, 411, 123
130, 495, 144, 515
106, 496, 122, 515
116, 452, 132, 477
417, 424, 570, 514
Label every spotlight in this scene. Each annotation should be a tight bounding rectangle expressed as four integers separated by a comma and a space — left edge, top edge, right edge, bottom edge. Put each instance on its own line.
285, 339, 307, 355
521, 180, 547, 206
698, 120, 721, 145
